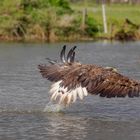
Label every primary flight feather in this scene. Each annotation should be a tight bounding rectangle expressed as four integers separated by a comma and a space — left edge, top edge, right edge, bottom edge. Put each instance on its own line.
38, 45, 140, 105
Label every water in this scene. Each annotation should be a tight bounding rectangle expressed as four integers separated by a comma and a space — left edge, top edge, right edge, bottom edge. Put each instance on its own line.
0, 41, 140, 140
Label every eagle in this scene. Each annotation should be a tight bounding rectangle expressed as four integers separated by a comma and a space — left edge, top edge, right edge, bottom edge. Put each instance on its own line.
38, 45, 140, 106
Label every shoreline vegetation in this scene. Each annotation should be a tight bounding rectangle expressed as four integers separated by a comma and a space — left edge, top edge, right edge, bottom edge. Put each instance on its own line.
0, 0, 140, 42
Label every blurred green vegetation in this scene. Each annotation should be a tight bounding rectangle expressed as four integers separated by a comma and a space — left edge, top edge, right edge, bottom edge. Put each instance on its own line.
0, 0, 140, 42
72, 3, 140, 40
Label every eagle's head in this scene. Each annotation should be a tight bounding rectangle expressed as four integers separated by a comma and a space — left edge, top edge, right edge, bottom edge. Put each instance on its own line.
105, 66, 118, 72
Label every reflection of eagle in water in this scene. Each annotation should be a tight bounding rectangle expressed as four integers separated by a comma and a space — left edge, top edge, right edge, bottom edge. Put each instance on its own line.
38, 45, 140, 106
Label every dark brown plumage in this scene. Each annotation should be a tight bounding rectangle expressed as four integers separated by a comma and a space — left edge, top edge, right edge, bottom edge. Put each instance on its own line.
38, 46, 140, 105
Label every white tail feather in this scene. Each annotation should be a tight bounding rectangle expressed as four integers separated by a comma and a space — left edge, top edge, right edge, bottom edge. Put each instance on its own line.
59, 92, 68, 104
77, 86, 84, 100
67, 93, 73, 104
51, 91, 58, 100
72, 90, 77, 103
82, 87, 88, 96
55, 92, 61, 100
49, 81, 88, 105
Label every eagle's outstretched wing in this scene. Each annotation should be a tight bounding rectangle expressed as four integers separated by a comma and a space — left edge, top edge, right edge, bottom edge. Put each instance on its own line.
38, 46, 140, 105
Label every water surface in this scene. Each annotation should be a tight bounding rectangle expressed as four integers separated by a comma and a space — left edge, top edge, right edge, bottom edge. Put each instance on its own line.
0, 41, 140, 140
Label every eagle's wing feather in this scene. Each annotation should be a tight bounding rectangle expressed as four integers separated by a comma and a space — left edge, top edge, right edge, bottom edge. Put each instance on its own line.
61, 64, 140, 97
38, 64, 70, 82
38, 63, 140, 105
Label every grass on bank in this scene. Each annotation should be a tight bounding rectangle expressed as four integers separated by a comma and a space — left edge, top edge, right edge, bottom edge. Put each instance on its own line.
72, 3, 140, 40
0, 0, 140, 42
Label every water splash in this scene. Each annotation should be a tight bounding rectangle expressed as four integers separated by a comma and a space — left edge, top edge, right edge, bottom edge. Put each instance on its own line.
43, 101, 65, 113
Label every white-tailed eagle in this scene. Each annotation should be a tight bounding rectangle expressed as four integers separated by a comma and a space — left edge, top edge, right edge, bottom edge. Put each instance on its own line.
38, 45, 140, 106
